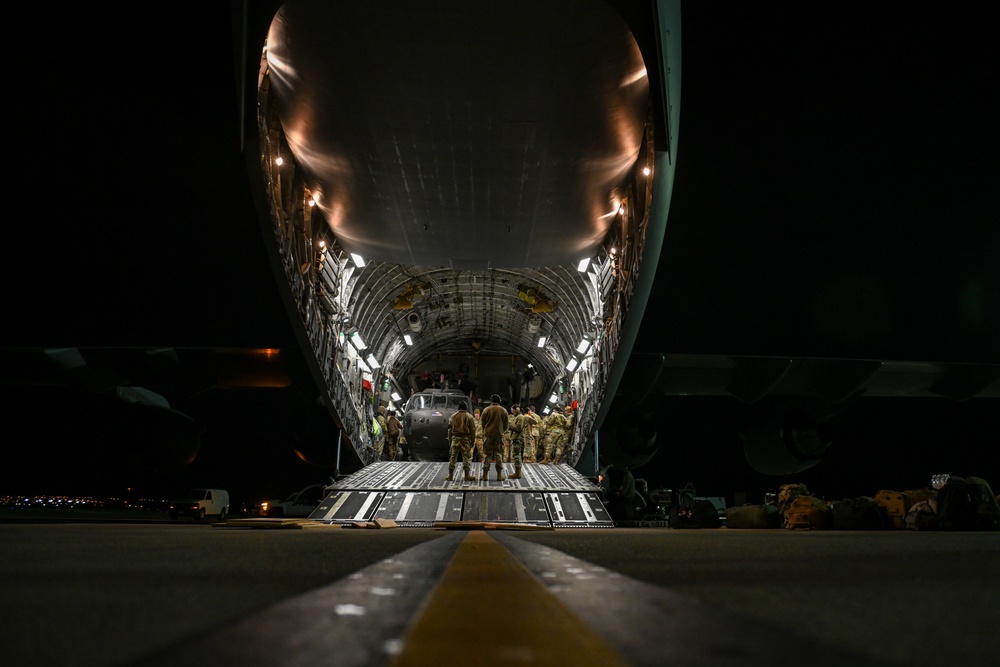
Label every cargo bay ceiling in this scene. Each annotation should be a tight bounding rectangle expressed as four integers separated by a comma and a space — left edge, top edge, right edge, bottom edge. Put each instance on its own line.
241, 0, 678, 465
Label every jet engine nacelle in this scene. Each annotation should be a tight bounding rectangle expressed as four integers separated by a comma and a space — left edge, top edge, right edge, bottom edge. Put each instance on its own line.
741, 400, 835, 475
592, 401, 660, 472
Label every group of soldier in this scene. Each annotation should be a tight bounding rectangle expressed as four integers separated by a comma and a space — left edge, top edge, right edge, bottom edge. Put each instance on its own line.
371, 392, 575, 478
373, 405, 404, 462
445, 393, 575, 482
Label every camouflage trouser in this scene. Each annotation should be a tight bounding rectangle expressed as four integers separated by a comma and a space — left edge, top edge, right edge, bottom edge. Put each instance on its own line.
543, 429, 566, 461
522, 431, 537, 462
448, 435, 473, 474
483, 435, 504, 470
474, 436, 485, 462
510, 435, 524, 470
503, 434, 512, 462
385, 436, 398, 461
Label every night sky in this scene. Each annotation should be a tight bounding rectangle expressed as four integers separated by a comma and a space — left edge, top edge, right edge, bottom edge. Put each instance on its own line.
3, 3, 997, 503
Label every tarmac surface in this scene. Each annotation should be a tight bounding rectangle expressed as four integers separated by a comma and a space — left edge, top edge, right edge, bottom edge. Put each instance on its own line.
1, 513, 998, 667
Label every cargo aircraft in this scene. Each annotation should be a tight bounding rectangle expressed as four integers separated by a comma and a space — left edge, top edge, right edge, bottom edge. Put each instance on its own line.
5, 2, 997, 496
230, 0, 998, 483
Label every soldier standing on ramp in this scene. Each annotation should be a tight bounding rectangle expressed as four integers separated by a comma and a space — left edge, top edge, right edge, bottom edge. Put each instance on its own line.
445, 402, 476, 482
480, 394, 509, 481
508, 404, 526, 479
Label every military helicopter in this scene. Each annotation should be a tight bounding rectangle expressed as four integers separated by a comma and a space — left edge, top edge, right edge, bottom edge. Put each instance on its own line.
400, 388, 471, 461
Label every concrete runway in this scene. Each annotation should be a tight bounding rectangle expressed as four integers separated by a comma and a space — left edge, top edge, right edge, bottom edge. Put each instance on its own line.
1, 519, 997, 667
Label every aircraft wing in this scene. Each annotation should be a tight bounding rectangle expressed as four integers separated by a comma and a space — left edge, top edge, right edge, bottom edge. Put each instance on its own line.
584, 352, 1000, 476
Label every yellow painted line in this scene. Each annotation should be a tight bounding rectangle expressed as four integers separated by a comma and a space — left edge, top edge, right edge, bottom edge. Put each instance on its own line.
391, 530, 631, 667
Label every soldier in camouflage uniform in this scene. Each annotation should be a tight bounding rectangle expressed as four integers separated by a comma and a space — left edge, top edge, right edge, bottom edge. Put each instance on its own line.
385, 409, 401, 461
374, 405, 388, 460
445, 401, 476, 482
523, 405, 542, 463
561, 404, 575, 462
540, 405, 571, 464
502, 420, 513, 462
507, 404, 526, 479
473, 408, 485, 463
480, 394, 509, 481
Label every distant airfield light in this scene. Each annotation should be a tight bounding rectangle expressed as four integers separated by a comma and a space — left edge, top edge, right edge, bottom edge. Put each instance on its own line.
350, 253, 366, 267
403, 334, 413, 346
576, 258, 591, 272
275, 156, 283, 166
642, 166, 650, 176
350, 331, 367, 351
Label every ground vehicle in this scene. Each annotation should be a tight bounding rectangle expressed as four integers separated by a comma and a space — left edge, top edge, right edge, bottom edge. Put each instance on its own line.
168, 488, 230, 520
257, 484, 328, 518
401, 389, 470, 461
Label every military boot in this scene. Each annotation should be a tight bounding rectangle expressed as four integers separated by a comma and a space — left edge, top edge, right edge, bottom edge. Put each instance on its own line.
552, 456, 561, 465
539, 456, 552, 464
495, 465, 506, 481
480, 469, 490, 481
464, 470, 476, 482
445, 469, 455, 481
509, 467, 522, 479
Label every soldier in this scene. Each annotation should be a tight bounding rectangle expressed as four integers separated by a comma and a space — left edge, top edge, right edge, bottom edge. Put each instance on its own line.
523, 405, 542, 463
507, 404, 526, 479
398, 432, 410, 461
473, 408, 485, 463
385, 408, 401, 461
375, 405, 388, 460
560, 403, 575, 461
479, 393, 509, 481
502, 418, 513, 463
540, 404, 570, 464
445, 401, 476, 482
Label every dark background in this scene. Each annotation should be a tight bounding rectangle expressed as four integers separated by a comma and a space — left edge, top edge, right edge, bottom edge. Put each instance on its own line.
3, 3, 997, 504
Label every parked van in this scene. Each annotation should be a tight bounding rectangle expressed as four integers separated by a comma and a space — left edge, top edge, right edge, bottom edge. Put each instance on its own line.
168, 488, 230, 520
